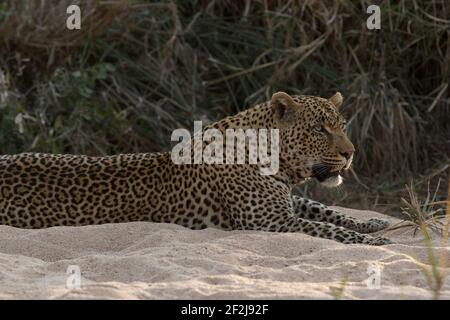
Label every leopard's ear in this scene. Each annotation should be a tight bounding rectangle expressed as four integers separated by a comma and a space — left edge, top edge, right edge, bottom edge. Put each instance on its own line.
329, 92, 343, 108
271, 92, 298, 127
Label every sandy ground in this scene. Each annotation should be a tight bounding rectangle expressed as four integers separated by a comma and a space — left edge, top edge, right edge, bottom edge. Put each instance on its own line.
0, 207, 448, 300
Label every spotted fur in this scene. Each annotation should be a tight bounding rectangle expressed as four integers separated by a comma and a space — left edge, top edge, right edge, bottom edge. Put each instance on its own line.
0, 92, 391, 245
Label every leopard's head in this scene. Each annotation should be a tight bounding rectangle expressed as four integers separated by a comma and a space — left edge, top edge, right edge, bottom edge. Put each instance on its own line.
272, 91, 355, 187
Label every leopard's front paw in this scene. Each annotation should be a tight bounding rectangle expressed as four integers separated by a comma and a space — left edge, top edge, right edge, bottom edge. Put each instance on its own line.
365, 236, 393, 246
368, 218, 390, 229
360, 218, 390, 233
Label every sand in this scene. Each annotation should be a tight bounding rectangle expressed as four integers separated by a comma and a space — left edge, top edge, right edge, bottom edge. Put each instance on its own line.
0, 207, 448, 300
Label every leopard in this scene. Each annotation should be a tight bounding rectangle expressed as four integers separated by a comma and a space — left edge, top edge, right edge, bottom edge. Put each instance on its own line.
0, 91, 392, 245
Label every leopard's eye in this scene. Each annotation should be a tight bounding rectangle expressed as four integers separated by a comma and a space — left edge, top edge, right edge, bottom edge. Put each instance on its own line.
314, 124, 322, 132
314, 124, 327, 134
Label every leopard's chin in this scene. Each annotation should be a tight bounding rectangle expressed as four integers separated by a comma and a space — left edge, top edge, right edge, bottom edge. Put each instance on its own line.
320, 174, 343, 188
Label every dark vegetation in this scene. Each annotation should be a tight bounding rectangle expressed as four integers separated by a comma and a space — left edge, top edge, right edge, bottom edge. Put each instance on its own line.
0, 0, 448, 216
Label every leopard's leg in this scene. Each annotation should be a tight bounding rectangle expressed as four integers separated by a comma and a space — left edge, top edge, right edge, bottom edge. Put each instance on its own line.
275, 216, 392, 245
223, 174, 392, 245
233, 200, 392, 245
292, 195, 389, 234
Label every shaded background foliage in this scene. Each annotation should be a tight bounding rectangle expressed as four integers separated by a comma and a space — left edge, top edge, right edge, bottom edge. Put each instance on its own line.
0, 0, 448, 215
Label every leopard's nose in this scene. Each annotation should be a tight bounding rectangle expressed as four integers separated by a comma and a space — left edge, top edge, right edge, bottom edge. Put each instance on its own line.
340, 150, 353, 160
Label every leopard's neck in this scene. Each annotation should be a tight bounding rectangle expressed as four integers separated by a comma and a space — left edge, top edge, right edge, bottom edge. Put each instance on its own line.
206, 102, 276, 132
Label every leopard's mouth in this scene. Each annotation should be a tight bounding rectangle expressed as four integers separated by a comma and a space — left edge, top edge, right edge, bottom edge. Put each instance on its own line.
312, 165, 343, 187
312, 165, 339, 181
